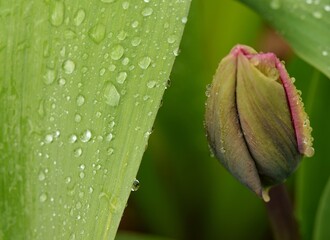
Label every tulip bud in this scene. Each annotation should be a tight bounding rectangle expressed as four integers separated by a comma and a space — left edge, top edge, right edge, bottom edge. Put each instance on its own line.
205, 45, 314, 202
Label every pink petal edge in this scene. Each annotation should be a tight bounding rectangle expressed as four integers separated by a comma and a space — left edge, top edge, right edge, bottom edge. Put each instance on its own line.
230, 45, 314, 157
275, 60, 314, 157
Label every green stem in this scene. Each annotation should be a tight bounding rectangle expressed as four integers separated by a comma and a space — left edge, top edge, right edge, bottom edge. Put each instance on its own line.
265, 184, 300, 240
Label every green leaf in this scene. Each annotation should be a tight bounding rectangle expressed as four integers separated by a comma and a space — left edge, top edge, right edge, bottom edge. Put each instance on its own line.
0, 0, 191, 239
313, 177, 330, 240
239, 0, 330, 79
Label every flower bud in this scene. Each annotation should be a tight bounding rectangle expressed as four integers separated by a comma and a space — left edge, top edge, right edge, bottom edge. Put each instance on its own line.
205, 45, 314, 201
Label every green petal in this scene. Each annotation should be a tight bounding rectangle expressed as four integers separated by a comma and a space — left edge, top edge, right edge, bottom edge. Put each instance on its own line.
205, 54, 263, 197
236, 52, 301, 186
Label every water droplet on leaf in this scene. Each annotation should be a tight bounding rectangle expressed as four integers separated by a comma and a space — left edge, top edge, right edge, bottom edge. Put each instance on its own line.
131, 21, 139, 28
73, 9, 86, 26
39, 193, 48, 202
131, 37, 141, 47
69, 134, 78, 143
88, 24, 106, 44
138, 57, 151, 69
141, 7, 153, 16
147, 81, 157, 88
76, 95, 85, 106
63, 59, 75, 74
74, 148, 82, 157
122, 1, 130, 9
45, 134, 54, 144
116, 72, 127, 84
110, 45, 124, 60
131, 179, 140, 191
80, 129, 92, 142
38, 171, 46, 181
104, 82, 120, 106
50, 1, 64, 26
181, 16, 188, 24
43, 69, 56, 85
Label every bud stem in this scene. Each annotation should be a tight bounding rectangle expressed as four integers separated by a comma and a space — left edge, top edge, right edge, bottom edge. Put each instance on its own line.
265, 184, 300, 240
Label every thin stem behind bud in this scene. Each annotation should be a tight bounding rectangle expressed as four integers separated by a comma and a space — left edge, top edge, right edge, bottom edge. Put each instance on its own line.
265, 184, 300, 240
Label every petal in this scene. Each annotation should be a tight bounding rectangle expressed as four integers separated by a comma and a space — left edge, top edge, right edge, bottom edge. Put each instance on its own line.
236, 52, 301, 186
205, 52, 263, 197
275, 60, 314, 157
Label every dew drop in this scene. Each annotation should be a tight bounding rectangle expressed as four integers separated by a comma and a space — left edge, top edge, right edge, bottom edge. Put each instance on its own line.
147, 81, 157, 88
80, 129, 92, 142
38, 171, 46, 181
88, 24, 106, 44
73, 9, 86, 26
322, 50, 328, 56
220, 147, 226, 153
141, 7, 153, 16
65, 177, 71, 184
110, 45, 124, 60
43, 69, 56, 85
144, 131, 151, 138
131, 179, 140, 191
45, 134, 54, 144
88, 187, 94, 194
131, 37, 141, 47
325, 5, 330, 11
74, 148, 82, 157
181, 16, 188, 24
107, 147, 114, 155
106, 133, 113, 142
122, 57, 129, 65
76, 95, 85, 106
75, 114, 82, 122
69, 233, 76, 240
79, 172, 85, 179
99, 68, 106, 76
167, 35, 177, 44
117, 30, 127, 40
131, 21, 139, 28
60, 46, 66, 57
173, 48, 180, 56
50, 1, 64, 27
143, 95, 150, 101
305, 146, 315, 158
109, 121, 115, 128
38, 100, 45, 117
39, 193, 48, 202
116, 72, 127, 84
109, 64, 116, 71
104, 82, 120, 106
69, 134, 77, 143
58, 78, 66, 86
138, 57, 151, 69
63, 59, 75, 74
96, 111, 102, 118
122, 1, 130, 9
79, 164, 85, 170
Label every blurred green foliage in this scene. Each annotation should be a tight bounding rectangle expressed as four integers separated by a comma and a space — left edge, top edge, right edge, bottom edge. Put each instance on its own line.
118, 1, 330, 240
